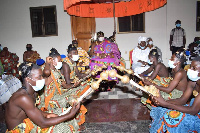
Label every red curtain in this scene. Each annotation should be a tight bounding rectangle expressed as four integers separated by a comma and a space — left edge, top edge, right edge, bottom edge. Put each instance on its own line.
64, 0, 167, 18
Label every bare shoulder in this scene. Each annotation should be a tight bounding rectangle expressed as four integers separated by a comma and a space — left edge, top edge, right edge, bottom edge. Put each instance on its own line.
10, 89, 34, 107
176, 69, 187, 77
155, 63, 163, 69
63, 62, 69, 67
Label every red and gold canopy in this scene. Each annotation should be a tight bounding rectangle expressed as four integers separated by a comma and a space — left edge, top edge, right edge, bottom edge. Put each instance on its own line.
64, 0, 167, 18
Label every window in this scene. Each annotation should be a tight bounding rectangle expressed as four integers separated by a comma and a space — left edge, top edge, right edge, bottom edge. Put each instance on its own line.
117, 13, 145, 33
197, 1, 200, 31
30, 6, 58, 37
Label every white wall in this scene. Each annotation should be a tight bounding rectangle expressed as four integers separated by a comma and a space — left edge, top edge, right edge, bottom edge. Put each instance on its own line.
0, 0, 199, 69
0, 0, 72, 62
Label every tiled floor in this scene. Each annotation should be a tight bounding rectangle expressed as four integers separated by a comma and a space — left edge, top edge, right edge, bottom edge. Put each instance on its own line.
86, 81, 143, 100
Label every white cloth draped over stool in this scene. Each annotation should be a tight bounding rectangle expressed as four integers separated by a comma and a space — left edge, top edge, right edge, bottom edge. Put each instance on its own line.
0, 75, 22, 105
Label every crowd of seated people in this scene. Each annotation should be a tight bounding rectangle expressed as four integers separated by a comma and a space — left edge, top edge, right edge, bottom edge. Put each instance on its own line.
128, 36, 200, 132
1, 31, 123, 132
1, 34, 200, 133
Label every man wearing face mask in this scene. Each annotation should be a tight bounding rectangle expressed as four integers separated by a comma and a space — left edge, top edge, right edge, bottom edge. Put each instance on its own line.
130, 36, 150, 74
169, 20, 186, 55
23, 44, 41, 64
72, 40, 90, 71
5, 63, 81, 132
62, 44, 88, 84
38, 48, 87, 128
89, 31, 121, 91
142, 49, 187, 110
149, 56, 200, 133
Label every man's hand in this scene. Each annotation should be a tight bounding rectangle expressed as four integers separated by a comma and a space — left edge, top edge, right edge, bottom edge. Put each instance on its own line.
143, 78, 152, 86
73, 80, 81, 88
69, 102, 81, 117
100, 53, 106, 59
151, 93, 166, 107
138, 60, 147, 66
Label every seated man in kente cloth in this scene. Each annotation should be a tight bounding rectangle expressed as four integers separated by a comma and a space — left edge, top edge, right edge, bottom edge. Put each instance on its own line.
139, 48, 169, 109
0, 47, 20, 78
149, 56, 200, 133
89, 31, 121, 91
38, 48, 87, 127
23, 44, 40, 64
5, 63, 80, 133
143, 49, 188, 109
72, 40, 90, 72
61, 44, 91, 95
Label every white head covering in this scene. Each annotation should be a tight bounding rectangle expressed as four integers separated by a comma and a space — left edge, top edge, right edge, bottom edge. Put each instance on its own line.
138, 36, 147, 44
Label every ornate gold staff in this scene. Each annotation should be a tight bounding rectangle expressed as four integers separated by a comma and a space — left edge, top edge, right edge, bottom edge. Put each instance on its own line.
129, 79, 159, 97
111, 64, 133, 75
59, 70, 108, 116
68, 64, 107, 90
108, 69, 130, 84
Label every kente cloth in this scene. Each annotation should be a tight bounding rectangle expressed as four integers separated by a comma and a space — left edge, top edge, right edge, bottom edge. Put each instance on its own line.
77, 47, 90, 66
0, 53, 20, 78
62, 57, 77, 80
6, 118, 79, 133
0, 75, 21, 105
90, 39, 121, 81
131, 46, 150, 74
119, 57, 126, 68
153, 76, 183, 100
153, 76, 173, 88
150, 98, 200, 133
37, 68, 88, 126
0, 60, 4, 75
25, 51, 41, 64
141, 76, 183, 110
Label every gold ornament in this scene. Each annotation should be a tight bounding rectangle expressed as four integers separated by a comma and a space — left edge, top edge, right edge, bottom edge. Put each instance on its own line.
108, 69, 117, 78
111, 64, 133, 74
91, 77, 103, 90
121, 75, 130, 84
100, 71, 109, 80
108, 70, 130, 84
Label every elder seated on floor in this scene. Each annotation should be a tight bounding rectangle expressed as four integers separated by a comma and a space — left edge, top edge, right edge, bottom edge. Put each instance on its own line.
5, 63, 80, 133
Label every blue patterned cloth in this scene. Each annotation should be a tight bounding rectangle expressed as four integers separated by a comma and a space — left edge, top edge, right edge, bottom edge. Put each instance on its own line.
150, 98, 200, 133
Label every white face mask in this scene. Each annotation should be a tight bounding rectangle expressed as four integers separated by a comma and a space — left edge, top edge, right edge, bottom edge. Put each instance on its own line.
168, 60, 176, 69
187, 69, 200, 81
98, 37, 104, 42
149, 41, 153, 45
54, 62, 62, 70
148, 59, 153, 65
28, 78, 45, 91
72, 55, 79, 61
